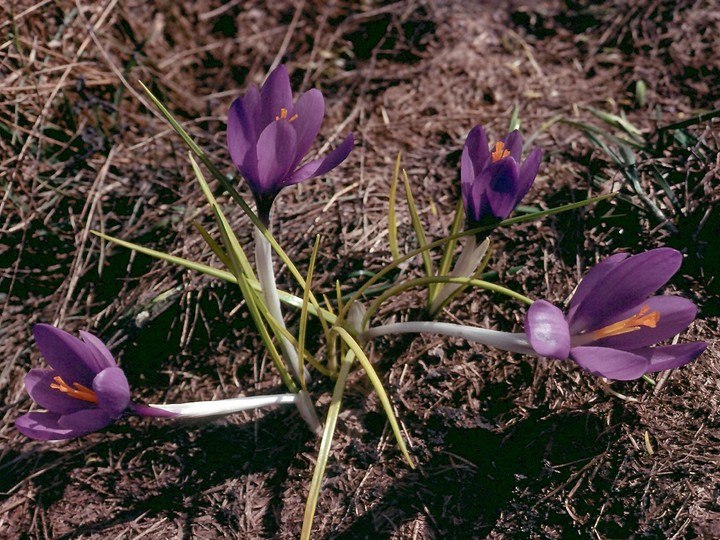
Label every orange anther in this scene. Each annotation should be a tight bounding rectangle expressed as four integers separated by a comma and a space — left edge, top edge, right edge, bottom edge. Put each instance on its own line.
591, 305, 660, 341
491, 141, 510, 162
50, 376, 98, 404
275, 108, 298, 122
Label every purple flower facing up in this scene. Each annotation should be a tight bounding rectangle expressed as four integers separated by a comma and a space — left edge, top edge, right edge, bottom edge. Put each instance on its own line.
15, 324, 173, 440
227, 64, 354, 221
525, 248, 707, 380
461, 125, 542, 228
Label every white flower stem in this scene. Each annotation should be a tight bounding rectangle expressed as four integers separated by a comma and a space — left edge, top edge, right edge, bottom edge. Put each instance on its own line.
362, 321, 535, 355
254, 227, 308, 382
254, 227, 320, 434
146, 393, 297, 418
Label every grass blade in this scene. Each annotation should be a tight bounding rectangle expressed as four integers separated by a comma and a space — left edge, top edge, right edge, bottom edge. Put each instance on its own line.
300, 349, 355, 540
333, 326, 414, 467
432, 198, 465, 305
402, 168, 434, 292
297, 235, 322, 388
388, 152, 402, 261
192, 220, 232, 269
91, 231, 338, 324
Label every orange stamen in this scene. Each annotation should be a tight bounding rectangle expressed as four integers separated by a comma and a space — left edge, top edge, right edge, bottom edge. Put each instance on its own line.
50, 376, 98, 404
491, 141, 510, 162
591, 305, 660, 341
275, 108, 298, 122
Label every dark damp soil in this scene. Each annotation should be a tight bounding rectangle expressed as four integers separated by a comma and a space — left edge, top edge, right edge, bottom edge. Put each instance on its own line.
2, 1, 719, 538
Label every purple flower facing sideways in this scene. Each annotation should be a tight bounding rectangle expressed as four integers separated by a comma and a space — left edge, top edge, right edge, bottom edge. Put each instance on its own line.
525, 248, 707, 380
16, 324, 174, 440
461, 125, 542, 227
227, 64, 354, 221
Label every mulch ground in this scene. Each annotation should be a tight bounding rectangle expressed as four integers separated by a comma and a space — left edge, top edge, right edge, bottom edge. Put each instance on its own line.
1, 0, 719, 538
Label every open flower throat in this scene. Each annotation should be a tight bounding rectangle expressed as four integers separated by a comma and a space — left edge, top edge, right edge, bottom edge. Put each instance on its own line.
275, 107, 298, 122
491, 141, 510, 162
573, 305, 660, 347
50, 376, 98, 404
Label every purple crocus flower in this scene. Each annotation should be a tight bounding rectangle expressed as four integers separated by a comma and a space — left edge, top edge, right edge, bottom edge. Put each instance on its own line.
227, 64, 354, 222
525, 248, 707, 380
461, 125, 542, 227
15, 324, 174, 440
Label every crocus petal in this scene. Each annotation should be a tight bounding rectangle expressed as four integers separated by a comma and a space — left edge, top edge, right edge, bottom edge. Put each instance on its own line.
255, 120, 298, 194
33, 324, 97, 386
58, 408, 114, 433
470, 171, 495, 220
592, 296, 698, 349
525, 300, 571, 359
259, 65, 294, 128
227, 92, 260, 171
465, 182, 489, 225
460, 177, 476, 222
286, 133, 354, 186
290, 89, 325, 168
227, 93, 262, 187
79, 331, 116, 370
569, 248, 683, 334
25, 369, 93, 414
567, 252, 630, 323
461, 125, 490, 189
93, 367, 131, 418
15, 412, 77, 440
570, 346, 650, 380
515, 147, 542, 203
483, 158, 520, 220
241, 85, 262, 129
639, 342, 707, 372
501, 130, 523, 161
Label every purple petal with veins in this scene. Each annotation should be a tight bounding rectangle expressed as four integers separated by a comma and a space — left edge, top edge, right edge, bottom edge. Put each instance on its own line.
33, 324, 97, 387
525, 300, 571, 359
258, 64, 294, 127
569, 248, 682, 334
16, 412, 77, 440
571, 346, 650, 380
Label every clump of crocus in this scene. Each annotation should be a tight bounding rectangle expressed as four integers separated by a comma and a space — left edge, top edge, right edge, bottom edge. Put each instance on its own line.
227, 64, 354, 223
16, 324, 298, 440
461, 125, 542, 228
525, 248, 707, 380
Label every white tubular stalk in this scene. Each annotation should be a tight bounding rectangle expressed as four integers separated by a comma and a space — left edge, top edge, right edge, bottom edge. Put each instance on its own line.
430, 236, 490, 315
147, 393, 297, 418
362, 321, 535, 356
254, 227, 309, 383
253, 227, 320, 434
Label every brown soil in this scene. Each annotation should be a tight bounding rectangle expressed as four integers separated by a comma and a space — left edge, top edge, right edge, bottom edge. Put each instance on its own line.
1, 0, 719, 538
